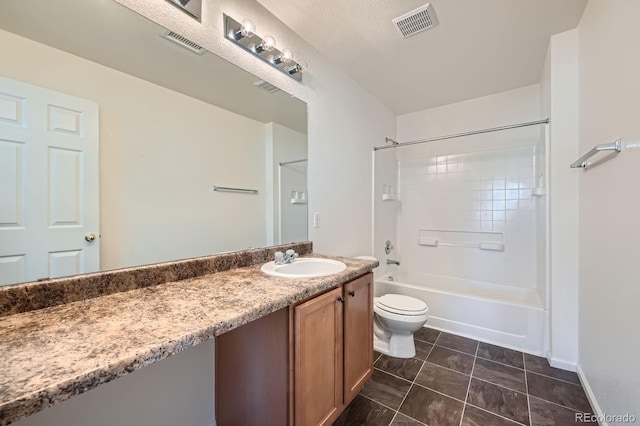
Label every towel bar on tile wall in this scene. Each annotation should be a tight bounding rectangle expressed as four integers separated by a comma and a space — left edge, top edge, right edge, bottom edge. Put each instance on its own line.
418, 230, 505, 251
211, 185, 258, 194
418, 238, 505, 251
570, 139, 621, 169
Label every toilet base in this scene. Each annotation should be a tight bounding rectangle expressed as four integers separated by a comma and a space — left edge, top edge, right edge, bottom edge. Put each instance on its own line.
374, 333, 416, 359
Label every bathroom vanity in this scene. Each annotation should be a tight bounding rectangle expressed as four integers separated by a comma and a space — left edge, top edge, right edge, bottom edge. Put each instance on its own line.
216, 272, 373, 425
0, 243, 377, 426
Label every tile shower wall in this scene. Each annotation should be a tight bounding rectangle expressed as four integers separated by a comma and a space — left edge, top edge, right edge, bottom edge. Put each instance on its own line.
397, 145, 539, 288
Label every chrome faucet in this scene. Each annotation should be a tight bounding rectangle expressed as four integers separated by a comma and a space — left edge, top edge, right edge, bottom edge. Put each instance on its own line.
386, 259, 400, 266
275, 249, 298, 265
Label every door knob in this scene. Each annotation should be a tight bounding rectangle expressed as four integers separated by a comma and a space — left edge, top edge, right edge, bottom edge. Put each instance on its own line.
337, 296, 345, 303
348, 291, 355, 297
85, 232, 96, 242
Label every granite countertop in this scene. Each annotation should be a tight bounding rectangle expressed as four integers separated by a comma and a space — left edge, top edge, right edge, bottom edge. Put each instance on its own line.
0, 253, 377, 425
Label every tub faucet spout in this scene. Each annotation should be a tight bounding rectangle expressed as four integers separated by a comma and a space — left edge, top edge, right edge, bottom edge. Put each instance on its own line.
387, 259, 400, 266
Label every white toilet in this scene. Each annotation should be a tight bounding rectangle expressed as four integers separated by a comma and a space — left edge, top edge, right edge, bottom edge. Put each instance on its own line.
373, 294, 429, 358
353, 256, 429, 358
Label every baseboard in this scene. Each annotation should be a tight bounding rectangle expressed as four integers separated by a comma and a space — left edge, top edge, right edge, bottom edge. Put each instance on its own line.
547, 351, 577, 372
576, 364, 608, 426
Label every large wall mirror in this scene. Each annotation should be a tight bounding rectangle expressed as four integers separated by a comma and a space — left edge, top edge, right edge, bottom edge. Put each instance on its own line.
0, 0, 308, 286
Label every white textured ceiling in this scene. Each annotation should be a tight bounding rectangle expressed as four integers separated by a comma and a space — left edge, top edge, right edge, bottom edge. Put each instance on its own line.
256, 0, 588, 114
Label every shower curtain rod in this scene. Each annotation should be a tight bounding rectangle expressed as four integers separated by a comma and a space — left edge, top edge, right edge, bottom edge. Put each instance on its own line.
374, 119, 550, 151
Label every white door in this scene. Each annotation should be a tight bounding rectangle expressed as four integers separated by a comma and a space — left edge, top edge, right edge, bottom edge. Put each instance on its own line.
0, 76, 99, 285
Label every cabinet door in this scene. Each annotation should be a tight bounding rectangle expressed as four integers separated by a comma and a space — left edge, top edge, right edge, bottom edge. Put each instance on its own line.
294, 287, 343, 426
343, 273, 373, 404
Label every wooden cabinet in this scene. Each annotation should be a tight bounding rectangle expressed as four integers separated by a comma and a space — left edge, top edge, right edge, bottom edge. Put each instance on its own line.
294, 273, 373, 426
215, 272, 373, 426
294, 287, 344, 426
342, 274, 374, 403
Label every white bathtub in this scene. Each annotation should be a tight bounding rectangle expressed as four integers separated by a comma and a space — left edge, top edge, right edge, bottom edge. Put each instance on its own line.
375, 271, 547, 355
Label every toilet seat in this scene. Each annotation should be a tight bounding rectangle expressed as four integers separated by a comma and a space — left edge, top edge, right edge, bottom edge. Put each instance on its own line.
375, 294, 428, 316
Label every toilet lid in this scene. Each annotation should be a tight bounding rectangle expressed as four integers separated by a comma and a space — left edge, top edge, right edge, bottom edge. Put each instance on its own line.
376, 294, 428, 315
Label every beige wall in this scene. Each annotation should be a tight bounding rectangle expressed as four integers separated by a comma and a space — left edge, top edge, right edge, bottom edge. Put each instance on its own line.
16, 341, 215, 426
0, 29, 269, 272
114, 0, 397, 257
577, 0, 640, 420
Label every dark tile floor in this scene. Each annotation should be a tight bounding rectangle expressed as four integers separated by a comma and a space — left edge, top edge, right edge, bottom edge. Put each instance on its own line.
334, 327, 593, 426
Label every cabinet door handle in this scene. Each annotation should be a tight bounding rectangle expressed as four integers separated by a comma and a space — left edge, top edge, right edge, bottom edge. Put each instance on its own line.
337, 296, 345, 303
348, 291, 355, 297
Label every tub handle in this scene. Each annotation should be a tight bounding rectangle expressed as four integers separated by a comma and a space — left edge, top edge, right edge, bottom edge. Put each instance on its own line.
348, 291, 355, 297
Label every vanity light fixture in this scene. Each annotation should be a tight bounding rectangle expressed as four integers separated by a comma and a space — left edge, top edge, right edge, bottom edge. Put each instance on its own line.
224, 14, 304, 82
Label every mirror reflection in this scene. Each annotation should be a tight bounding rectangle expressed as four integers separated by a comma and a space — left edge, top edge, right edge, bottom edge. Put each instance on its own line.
0, 0, 308, 286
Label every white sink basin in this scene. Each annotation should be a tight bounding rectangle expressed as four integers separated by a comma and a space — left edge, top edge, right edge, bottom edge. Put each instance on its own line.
261, 257, 347, 278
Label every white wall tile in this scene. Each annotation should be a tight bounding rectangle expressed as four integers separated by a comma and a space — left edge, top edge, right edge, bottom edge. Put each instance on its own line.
397, 144, 539, 288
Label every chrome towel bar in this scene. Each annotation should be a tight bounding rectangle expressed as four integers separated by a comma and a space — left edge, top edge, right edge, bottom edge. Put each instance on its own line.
211, 185, 258, 194
570, 139, 621, 169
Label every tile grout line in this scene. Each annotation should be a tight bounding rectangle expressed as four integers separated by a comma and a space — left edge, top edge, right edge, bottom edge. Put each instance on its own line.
386, 407, 428, 426
465, 402, 529, 426
410, 381, 468, 405
528, 394, 591, 414
476, 353, 525, 371
525, 369, 583, 387
374, 333, 439, 425
413, 337, 437, 345
458, 341, 479, 426
525, 373, 592, 414
359, 393, 398, 412
421, 359, 474, 377
389, 369, 418, 424
373, 367, 414, 384
387, 339, 438, 426
432, 342, 478, 357
471, 376, 527, 396
358, 393, 413, 422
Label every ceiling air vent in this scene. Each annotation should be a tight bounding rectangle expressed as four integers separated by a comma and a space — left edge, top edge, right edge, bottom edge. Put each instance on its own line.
392, 3, 439, 38
160, 29, 206, 55
253, 80, 281, 94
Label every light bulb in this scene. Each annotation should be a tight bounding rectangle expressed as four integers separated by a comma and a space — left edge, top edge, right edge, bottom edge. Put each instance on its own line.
262, 35, 276, 52
281, 48, 293, 62
240, 19, 255, 37
254, 35, 276, 54
272, 48, 293, 65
